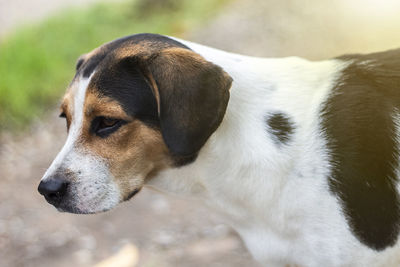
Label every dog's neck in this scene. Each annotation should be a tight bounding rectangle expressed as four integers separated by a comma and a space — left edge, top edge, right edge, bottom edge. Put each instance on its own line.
146, 40, 345, 224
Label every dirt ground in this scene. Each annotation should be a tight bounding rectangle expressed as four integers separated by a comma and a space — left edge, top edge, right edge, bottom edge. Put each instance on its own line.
2, 0, 400, 266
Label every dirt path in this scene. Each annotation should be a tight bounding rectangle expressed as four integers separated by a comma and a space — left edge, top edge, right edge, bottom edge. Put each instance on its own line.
2, 0, 400, 266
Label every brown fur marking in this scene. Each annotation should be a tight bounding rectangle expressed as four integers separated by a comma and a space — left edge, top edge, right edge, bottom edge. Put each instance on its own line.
79, 89, 171, 199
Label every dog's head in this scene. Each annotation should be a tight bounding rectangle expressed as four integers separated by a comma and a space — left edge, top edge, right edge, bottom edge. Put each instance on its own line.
38, 34, 232, 214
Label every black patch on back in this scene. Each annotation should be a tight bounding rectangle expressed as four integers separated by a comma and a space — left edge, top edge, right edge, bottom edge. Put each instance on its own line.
266, 112, 294, 144
322, 48, 400, 250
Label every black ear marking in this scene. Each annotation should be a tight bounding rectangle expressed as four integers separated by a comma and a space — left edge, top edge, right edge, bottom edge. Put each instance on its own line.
322, 51, 400, 250
144, 48, 232, 165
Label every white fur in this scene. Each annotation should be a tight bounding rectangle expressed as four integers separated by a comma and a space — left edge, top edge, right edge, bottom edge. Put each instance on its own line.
42, 76, 91, 178
41, 74, 120, 213
146, 39, 400, 266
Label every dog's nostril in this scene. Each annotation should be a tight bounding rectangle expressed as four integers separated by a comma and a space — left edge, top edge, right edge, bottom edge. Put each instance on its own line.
38, 178, 69, 204
47, 192, 59, 201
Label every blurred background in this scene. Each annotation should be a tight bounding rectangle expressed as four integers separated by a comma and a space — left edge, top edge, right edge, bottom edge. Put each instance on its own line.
1, 0, 400, 266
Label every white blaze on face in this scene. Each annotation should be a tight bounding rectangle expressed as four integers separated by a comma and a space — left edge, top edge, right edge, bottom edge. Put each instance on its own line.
41, 73, 121, 213
42, 76, 90, 177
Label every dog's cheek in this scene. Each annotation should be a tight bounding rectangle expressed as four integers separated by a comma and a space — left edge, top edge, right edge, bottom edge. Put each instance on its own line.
105, 122, 172, 199
79, 118, 171, 201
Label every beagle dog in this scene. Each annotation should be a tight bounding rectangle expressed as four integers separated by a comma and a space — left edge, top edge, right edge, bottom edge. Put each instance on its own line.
38, 33, 400, 266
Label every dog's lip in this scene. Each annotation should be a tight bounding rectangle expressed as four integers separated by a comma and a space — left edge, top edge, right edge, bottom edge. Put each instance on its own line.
57, 206, 94, 214
124, 188, 142, 201
47, 186, 119, 214
56, 203, 111, 214
43, 195, 62, 206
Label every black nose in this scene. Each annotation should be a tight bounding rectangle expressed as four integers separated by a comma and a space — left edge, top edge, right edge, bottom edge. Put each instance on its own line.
38, 178, 69, 205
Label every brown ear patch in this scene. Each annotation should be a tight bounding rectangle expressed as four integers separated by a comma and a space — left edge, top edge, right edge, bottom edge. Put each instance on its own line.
143, 47, 232, 163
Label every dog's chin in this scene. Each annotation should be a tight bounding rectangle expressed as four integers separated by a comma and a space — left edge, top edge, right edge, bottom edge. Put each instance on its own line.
50, 188, 142, 214
53, 197, 120, 214
56, 203, 115, 214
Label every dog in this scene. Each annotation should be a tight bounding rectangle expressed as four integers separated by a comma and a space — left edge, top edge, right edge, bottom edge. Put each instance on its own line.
38, 33, 400, 266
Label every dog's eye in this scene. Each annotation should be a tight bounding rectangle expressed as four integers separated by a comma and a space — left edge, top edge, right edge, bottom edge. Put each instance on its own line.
100, 117, 119, 128
92, 116, 125, 137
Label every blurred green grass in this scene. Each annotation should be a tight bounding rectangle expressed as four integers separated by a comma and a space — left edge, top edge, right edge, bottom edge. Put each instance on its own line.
0, 0, 228, 131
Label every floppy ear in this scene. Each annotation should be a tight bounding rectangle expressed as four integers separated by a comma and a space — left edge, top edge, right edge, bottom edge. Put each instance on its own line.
139, 47, 232, 163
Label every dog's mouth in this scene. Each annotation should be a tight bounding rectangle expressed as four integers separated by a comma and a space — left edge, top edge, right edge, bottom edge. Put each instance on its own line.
56, 205, 95, 214
56, 204, 110, 214
53, 198, 117, 214
45, 196, 106, 214
41, 185, 143, 214
124, 188, 142, 201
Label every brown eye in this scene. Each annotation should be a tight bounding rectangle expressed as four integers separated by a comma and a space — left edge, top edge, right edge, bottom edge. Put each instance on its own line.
91, 116, 125, 138
100, 118, 119, 128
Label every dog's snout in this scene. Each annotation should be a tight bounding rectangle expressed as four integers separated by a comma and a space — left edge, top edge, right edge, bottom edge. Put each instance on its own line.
38, 178, 69, 204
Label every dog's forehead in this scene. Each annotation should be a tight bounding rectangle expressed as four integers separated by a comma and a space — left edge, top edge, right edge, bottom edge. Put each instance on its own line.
78, 33, 190, 79
62, 78, 129, 124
